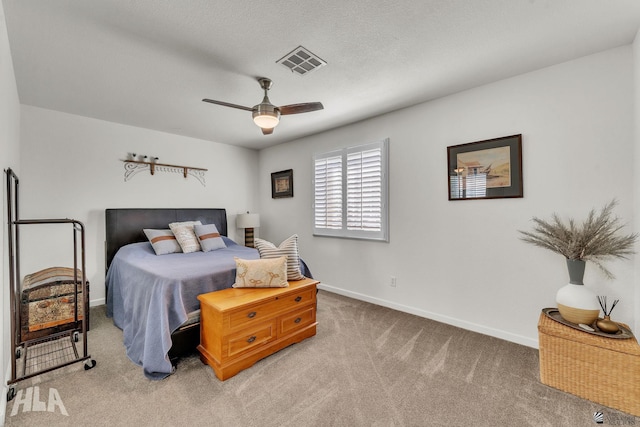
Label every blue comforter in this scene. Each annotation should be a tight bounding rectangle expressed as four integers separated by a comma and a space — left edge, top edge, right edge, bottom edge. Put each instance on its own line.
106, 237, 259, 379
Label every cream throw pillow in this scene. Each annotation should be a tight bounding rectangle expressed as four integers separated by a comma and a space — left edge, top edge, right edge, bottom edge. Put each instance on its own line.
254, 234, 304, 280
232, 256, 288, 288
168, 221, 202, 253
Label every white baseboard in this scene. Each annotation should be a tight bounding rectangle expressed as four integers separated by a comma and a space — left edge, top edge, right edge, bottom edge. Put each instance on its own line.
90, 298, 105, 307
317, 283, 538, 349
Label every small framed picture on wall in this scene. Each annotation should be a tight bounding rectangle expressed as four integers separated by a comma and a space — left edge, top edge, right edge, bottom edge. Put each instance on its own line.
271, 169, 293, 198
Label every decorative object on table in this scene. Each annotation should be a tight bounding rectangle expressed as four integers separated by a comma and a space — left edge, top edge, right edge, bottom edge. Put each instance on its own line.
556, 258, 600, 324
236, 212, 260, 248
271, 169, 294, 198
541, 308, 634, 339
447, 134, 522, 200
519, 200, 637, 325
596, 296, 620, 334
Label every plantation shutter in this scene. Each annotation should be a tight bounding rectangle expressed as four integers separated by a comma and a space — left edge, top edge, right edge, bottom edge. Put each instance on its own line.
313, 139, 388, 241
313, 153, 343, 231
347, 146, 382, 231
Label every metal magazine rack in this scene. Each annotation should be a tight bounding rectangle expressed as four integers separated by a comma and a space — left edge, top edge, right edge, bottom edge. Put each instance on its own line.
5, 168, 96, 401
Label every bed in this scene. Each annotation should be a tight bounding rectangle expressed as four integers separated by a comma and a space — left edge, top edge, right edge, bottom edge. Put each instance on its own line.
105, 208, 273, 379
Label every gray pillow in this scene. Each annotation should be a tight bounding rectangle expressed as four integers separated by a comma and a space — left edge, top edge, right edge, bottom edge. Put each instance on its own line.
143, 229, 182, 255
195, 223, 227, 252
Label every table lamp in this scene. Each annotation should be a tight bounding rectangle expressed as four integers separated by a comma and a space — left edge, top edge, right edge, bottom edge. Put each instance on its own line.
236, 212, 260, 248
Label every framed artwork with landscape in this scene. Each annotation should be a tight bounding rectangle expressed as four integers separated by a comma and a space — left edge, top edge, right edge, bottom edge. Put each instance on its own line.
271, 169, 294, 198
447, 134, 523, 201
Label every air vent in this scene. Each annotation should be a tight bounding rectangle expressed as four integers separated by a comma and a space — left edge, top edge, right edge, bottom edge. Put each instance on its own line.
277, 46, 326, 76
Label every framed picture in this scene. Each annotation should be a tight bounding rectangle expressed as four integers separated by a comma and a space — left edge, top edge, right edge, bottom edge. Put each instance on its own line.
447, 134, 523, 200
271, 169, 294, 198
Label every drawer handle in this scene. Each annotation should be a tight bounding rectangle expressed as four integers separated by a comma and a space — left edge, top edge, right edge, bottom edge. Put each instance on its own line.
294, 317, 302, 324
247, 336, 256, 343
247, 311, 257, 319
295, 296, 302, 302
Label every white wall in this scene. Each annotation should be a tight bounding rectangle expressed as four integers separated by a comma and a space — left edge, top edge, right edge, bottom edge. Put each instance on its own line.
259, 46, 637, 348
1, 0, 21, 420
18, 106, 260, 306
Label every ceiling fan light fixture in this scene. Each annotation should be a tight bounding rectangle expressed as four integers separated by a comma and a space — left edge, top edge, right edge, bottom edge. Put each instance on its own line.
253, 111, 280, 129
203, 77, 322, 135
252, 102, 280, 129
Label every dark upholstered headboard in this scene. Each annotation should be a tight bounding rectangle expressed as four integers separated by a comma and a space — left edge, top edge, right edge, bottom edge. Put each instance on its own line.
105, 208, 227, 271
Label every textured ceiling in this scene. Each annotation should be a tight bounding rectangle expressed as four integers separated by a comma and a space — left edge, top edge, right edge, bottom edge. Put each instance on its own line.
4, 0, 640, 150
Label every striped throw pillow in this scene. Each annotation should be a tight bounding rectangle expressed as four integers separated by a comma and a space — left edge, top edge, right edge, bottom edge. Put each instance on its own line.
194, 223, 226, 252
254, 234, 304, 281
143, 229, 182, 255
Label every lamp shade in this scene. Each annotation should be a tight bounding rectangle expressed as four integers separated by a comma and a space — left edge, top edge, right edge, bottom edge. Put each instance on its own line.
236, 213, 260, 229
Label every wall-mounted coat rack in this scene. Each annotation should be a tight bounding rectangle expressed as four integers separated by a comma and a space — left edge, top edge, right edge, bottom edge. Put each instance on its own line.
122, 160, 208, 186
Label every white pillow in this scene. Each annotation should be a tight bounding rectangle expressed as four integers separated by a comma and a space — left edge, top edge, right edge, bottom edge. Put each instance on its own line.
168, 221, 202, 253
254, 234, 304, 281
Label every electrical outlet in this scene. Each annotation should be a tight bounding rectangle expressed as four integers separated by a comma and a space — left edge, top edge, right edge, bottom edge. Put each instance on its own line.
390, 276, 397, 287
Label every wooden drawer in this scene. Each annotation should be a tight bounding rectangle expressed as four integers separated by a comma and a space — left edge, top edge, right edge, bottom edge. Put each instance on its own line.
198, 278, 319, 381
226, 321, 276, 358
228, 287, 315, 330
280, 305, 316, 336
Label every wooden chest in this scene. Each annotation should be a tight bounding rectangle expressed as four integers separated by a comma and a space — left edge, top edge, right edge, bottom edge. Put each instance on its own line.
21, 267, 89, 341
197, 278, 318, 380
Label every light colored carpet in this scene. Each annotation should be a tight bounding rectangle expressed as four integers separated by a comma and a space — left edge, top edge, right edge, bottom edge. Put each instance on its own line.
4, 290, 637, 426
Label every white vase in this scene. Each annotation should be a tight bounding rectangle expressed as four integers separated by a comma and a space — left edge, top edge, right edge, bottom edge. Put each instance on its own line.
556, 259, 600, 325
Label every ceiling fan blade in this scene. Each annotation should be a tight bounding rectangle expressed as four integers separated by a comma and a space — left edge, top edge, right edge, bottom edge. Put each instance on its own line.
261, 127, 274, 135
202, 99, 254, 112
279, 102, 324, 115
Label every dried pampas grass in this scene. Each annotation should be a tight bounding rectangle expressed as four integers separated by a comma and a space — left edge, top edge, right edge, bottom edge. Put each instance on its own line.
519, 200, 637, 279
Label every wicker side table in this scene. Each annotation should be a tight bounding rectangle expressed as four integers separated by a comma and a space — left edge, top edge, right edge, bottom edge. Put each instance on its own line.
538, 312, 640, 416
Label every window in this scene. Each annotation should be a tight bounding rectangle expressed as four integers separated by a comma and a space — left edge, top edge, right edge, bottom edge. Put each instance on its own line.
313, 139, 389, 241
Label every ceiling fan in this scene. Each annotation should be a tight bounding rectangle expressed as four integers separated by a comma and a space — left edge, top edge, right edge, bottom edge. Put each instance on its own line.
202, 78, 324, 135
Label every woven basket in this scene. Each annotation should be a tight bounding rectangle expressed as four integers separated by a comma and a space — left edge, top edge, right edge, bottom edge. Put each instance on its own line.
538, 312, 640, 416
